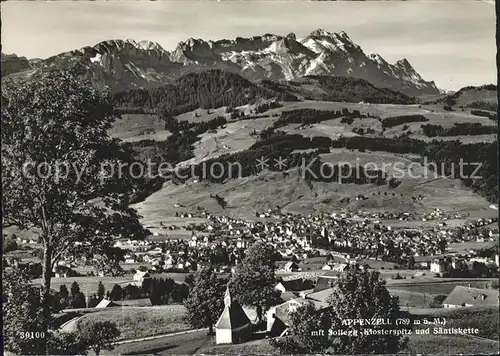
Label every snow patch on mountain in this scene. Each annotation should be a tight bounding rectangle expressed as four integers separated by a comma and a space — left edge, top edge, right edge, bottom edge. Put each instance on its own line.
7, 29, 440, 95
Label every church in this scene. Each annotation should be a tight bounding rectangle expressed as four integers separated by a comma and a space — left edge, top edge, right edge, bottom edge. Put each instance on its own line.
214, 288, 253, 344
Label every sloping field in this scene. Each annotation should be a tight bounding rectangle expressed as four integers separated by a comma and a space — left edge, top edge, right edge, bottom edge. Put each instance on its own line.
175, 107, 231, 124
122, 100, 493, 228
319, 148, 424, 177
268, 100, 496, 124
177, 117, 277, 168
109, 114, 171, 142
452, 87, 497, 107
408, 333, 499, 355
77, 305, 189, 341
280, 121, 360, 139
133, 163, 491, 226
273, 101, 495, 142
107, 331, 499, 355
32, 275, 135, 293
104, 330, 210, 355
387, 279, 495, 295
408, 133, 497, 143
387, 289, 437, 308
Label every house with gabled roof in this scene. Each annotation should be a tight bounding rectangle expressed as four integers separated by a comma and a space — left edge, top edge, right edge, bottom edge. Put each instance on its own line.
133, 270, 151, 287
442, 286, 499, 308
215, 288, 252, 344
95, 298, 119, 309
266, 297, 329, 336
282, 261, 300, 272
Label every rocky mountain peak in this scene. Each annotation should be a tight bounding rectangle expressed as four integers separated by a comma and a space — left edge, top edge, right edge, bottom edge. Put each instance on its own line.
3, 30, 441, 96
396, 58, 412, 68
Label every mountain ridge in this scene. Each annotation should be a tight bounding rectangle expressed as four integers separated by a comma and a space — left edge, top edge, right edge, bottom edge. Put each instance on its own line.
2, 29, 439, 96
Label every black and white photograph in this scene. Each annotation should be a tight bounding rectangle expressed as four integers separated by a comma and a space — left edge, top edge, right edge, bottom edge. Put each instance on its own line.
1, 0, 498, 355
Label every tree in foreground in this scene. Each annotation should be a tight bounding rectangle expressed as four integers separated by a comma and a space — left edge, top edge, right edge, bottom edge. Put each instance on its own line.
271, 266, 409, 354
3, 268, 51, 354
2, 70, 148, 332
4, 237, 19, 253
184, 273, 195, 289
77, 320, 121, 356
46, 332, 87, 355
184, 266, 227, 334
4, 268, 87, 355
327, 266, 409, 353
269, 302, 331, 354
230, 241, 281, 323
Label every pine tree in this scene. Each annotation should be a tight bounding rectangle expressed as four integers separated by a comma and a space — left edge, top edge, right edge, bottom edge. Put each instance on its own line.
59, 284, 69, 308
97, 282, 105, 301
109, 284, 123, 301
70, 281, 80, 297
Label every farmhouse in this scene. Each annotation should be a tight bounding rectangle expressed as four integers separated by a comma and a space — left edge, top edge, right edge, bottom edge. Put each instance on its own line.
282, 261, 300, 272
430, 259, 446, 274
267, 297, 329, 336
274, 279, 314, 293
133, 270, 151, 287
313, 272, 339, 292
306, 287, 334, 303
442, 286, 499, 308
215, 288, 252, 345
322, 262, 348, 272
95, 298, 119, 309
267, 298, 309, 334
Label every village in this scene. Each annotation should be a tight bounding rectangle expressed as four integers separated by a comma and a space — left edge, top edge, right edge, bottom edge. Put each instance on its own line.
7, 206, 499, 280
22, 205, 495, 351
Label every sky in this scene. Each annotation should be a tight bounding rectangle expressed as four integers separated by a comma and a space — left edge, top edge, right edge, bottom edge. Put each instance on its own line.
1, 0, 496, 91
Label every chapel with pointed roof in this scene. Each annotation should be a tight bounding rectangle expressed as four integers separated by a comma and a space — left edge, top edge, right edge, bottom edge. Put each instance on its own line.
214, 287, 253, 344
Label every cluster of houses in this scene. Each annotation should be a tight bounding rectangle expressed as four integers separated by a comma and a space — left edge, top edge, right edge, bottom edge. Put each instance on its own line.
255, 208, 468, 223
8, 207, 497, 284
429, 254, 499, 274
46, 209, 497, 278
419, 208, 468, 222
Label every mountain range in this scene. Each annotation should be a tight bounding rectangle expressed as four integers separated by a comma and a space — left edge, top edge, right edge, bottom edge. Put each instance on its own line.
2, 29, 439, 96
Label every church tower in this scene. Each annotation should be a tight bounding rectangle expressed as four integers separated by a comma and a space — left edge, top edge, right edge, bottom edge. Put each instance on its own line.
224, 287, 231, 306
215, 286, 252, 344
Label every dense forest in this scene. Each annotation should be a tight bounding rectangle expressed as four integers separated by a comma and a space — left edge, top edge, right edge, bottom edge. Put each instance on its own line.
112, 70, 298, 116
422, 123, 498, 137
381, 115, 428, 129
466, 101, 498, 113
303, 76, 417, 104
470, 109, 498, 121
112, 71, 419, 120
273, 108, 371, 129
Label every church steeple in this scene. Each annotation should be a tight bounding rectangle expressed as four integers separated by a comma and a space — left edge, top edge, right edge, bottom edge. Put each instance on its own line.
224, 287, 232, 307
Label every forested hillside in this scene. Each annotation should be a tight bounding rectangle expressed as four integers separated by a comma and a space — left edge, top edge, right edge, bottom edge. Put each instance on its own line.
302, 76, 417, 104
112, 71, 419, 118
112, 70, 298, 116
